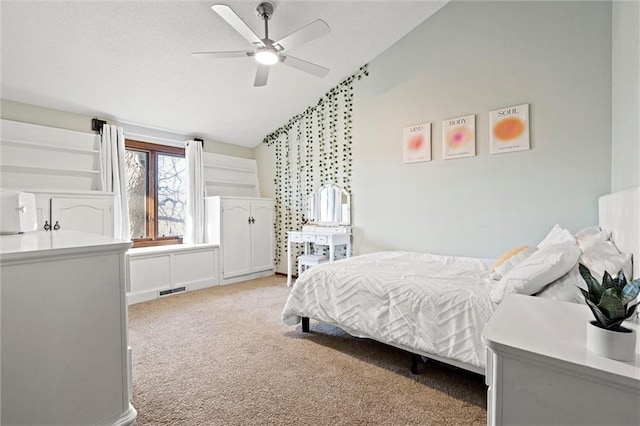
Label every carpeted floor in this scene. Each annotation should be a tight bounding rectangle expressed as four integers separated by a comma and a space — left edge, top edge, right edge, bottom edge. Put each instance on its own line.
128, 275, 487, 425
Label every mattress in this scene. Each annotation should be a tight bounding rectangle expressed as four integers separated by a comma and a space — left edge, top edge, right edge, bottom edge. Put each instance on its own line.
282, 251, 497, 369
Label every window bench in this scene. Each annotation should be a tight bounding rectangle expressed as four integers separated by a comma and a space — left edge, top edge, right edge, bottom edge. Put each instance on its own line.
127, 243, 219, 305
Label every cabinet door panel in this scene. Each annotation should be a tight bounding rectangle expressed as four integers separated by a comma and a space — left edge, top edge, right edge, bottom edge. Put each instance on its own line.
51, 197, 113, 236
34, 194, 51, 231
250, 202, 274, 272
221, 201, 251, 278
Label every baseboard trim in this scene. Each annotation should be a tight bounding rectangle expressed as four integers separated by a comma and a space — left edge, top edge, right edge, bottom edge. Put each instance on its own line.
220, 270, 275, 285
98, 404, 137, 426
127, 277, 219, 305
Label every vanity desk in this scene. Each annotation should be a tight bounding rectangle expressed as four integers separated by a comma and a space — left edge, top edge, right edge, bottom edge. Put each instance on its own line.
287, 184, 352, 286
287, 226, 352, 286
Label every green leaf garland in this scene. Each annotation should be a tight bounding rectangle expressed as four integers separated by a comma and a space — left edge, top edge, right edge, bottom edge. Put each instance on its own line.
264, 64, 369, 266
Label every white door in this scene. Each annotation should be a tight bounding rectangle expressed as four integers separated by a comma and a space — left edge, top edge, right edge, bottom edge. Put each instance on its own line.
221, 200, 251, 278
250, 201, 274, 272
50, 197, 113, 236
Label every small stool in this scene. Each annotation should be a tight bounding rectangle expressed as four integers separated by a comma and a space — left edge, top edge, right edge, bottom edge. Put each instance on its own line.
297, 254, 329, 276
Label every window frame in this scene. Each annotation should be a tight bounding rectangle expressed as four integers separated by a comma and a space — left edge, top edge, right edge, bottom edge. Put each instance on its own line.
125, 139, 186, 248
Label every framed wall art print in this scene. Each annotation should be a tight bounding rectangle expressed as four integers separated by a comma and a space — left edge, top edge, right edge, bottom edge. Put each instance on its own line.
489, 103, 530, 154
403, 123, 431, 164
442, 114, 476, 160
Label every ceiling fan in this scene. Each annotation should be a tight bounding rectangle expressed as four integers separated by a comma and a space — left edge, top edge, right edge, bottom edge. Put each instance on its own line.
193, 2, 330, 87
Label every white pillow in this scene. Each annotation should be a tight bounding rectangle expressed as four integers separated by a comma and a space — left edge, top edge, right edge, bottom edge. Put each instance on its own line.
536, 264, 585, 304
574, 225, 610, 251
575, 225, 602, 242
579, 230, 610, 251
580, 241, 632, 281
491, 246, 538, 280
491, 242, 581, 304
537, 224, 576, 249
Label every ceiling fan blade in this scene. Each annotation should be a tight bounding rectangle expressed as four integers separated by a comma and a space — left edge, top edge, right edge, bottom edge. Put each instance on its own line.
274, 19, 330, 51
254, 64, 270, 87
192, 51, 254, 59
211, 4, 263, 46
280, 55, 329, 78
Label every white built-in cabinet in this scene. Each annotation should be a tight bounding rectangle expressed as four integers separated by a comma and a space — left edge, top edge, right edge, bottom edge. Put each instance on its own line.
126, 244, 220, 305
205, 196, 275, 284
1, 119, 115, 237
32, 191, 114, 236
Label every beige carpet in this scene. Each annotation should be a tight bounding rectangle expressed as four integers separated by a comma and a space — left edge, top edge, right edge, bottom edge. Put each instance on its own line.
128, 275, 487, 425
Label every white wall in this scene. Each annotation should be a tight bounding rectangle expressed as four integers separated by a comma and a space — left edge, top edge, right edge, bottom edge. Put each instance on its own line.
611, 0, 640, 192
256, 0, 614, 261
0, 99, 254, 159
352, 0, 612, 258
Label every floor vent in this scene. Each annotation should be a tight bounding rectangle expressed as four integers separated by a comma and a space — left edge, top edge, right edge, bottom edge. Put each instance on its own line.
158, 287, 187, 297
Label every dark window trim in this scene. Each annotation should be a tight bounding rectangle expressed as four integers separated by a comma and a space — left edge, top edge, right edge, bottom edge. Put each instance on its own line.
125, 139, 186, 248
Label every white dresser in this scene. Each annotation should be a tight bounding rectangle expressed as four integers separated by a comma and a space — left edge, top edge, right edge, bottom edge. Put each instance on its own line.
0, 231, 136, 426
482, 294, 640, 426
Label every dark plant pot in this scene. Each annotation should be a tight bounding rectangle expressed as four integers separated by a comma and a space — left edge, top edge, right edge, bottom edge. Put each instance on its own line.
586, 321, 637, 362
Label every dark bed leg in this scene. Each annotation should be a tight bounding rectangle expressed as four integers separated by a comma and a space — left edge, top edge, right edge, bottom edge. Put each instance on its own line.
301, 317, 310, 332
411, 353, 419, 374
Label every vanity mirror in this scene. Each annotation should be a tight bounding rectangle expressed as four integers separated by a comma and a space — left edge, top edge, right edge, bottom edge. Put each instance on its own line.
289, 183, 352, 285
305, 184, 350, 226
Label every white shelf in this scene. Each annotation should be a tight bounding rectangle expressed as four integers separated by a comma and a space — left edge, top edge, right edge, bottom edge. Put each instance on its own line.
0, 163, 100, 176
14, 189, 113, 196
0, 138, 100, 155
204, 163, 255, 173
205, 179, 256, 188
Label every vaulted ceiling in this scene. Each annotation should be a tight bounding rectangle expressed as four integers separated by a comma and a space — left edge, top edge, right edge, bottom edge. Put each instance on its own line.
1, 1, 447, 147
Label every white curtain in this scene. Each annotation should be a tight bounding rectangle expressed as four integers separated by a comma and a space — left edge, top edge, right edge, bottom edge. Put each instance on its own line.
100, 124, 131, 240
184, 140, 205, 244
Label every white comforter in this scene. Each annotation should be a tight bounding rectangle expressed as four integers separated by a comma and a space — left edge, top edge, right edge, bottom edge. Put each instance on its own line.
282, 251, 497, 369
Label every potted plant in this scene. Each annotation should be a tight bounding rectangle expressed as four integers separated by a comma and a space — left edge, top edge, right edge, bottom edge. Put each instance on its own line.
579, 263, 640, 361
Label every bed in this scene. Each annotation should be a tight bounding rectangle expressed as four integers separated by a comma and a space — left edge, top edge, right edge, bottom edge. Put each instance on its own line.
282, 186, 639, 375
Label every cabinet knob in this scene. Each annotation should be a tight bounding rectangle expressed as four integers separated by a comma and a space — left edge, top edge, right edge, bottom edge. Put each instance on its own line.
53, 221, 60, 231
44, 221, 51, 231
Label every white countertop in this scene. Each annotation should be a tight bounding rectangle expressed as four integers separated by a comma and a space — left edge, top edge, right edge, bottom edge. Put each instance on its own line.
0, 230, 131, 261
482, 294, 640, 387
128, 242, 218, 257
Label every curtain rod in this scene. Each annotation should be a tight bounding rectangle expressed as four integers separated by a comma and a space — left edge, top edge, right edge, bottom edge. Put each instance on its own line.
91, 118, 107, 133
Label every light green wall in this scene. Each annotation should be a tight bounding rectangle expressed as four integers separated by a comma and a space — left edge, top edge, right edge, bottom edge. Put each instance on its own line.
611, 0, 640, 191
254, 142, 276, 197
0, 99, 254, 159
353, 0, 611, 258
256, 0, 614, 259
1, 99, 94, 133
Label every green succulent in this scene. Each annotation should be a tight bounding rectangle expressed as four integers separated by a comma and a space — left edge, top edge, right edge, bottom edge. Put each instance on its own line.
579, 263, 640, 331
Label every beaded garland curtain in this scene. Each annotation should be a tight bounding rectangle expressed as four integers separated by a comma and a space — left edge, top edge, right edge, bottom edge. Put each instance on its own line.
263, 64, 369, 267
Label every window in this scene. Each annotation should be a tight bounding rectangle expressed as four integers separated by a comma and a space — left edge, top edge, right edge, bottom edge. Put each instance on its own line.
125, 140, 186, 247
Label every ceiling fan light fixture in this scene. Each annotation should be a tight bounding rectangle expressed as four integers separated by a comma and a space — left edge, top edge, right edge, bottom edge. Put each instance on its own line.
255, 48, 278, 65
199, 3, 331, 86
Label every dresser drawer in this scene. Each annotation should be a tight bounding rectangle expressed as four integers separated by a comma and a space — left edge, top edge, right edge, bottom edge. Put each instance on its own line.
289, 233, 303, 243
315, 235, 329, 244
302, 234, 316, 242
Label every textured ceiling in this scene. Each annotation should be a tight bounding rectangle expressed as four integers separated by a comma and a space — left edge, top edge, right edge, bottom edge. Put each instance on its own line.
1, 1, 447, 147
